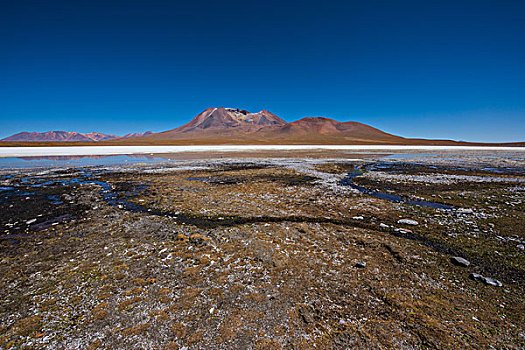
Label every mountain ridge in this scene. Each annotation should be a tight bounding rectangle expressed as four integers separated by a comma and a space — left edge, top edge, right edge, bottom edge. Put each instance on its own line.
134, 107, 404, 144
1, 107, 523, 146
2, 130, 153, 142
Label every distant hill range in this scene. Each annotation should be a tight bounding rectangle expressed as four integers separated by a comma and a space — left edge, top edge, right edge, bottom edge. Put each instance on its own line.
1, 107, 523, 146
2, 130, 153, 142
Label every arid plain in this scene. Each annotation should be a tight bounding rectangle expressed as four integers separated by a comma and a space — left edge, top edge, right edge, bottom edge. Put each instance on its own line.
0, 148, 523, 349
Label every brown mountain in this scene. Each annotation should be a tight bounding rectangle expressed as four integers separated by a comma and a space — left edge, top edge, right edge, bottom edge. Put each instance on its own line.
256, 117, 404, 143
168, 107, 286, 133
1, 130, 154, 142
1, 131, 119, 142
129, 107, 405, 144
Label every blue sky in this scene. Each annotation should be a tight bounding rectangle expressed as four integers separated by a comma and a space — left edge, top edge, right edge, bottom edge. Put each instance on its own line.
1, 0, 524, 142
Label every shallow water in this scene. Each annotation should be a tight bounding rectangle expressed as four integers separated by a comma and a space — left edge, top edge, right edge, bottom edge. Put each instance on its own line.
0, 170, 146, 236
340, 168, 454, 210
382, 154, 434, 159
0, 154, 171, 168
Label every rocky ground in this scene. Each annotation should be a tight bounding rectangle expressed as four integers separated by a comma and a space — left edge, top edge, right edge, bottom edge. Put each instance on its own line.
0, 153, 524, 349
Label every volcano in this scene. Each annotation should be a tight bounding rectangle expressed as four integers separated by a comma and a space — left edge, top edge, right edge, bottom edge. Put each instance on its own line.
131, 107, 405, 144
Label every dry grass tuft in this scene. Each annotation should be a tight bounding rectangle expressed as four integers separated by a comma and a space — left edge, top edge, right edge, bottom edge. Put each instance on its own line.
13, 316, 42, 337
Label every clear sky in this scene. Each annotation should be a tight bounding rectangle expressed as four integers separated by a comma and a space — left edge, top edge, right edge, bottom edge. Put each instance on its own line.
1, 0, 524, 142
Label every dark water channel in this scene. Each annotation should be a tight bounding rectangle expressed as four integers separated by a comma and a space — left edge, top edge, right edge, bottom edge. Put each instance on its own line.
340, 166, 454, 210
1, 169, 149, 238
4, 159, 513, 239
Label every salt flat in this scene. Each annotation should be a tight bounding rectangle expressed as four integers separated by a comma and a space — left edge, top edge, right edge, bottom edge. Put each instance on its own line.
1, 145, 525, 158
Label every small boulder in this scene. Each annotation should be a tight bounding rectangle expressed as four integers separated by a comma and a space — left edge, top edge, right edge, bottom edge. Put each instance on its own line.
397, 219, 419, 226
517, 244, 524, 251
355, 262, 367, 268
451, 256, 471, 267
395, 228, 413, 234
469, 273, 502, 287
482, 277, 503, 287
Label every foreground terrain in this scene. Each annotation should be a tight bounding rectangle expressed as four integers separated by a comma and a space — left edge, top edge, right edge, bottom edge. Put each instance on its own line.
0, 152, 524, 349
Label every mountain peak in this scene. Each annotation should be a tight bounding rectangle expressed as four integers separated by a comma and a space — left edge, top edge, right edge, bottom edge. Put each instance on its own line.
170, 107, 287, 133
223, 107, 249, 115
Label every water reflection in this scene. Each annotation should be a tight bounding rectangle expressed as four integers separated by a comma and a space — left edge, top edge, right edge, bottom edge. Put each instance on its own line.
0, 154, 170, 168
340, 166, 454, 210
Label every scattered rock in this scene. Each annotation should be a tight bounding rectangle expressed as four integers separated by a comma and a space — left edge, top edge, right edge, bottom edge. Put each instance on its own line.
267, 293, 278, 300
483, 277, 503, 287
451, 256, 471, 267
352, 216, 364, 220
469, 273, 502, 287
26, 218, 37, 225
395, 228, 412, 234
379, 223, 389, 229
397, 219, 418, 226
517, 244, 524, 251
355, 262, 367, 268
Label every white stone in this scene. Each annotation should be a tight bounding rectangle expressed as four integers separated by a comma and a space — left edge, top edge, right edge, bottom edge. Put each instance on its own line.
397, 219, 419, 225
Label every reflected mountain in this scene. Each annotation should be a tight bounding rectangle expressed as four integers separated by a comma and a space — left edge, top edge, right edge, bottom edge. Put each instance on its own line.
18, 154, 159, 161
0, 154, 169, 168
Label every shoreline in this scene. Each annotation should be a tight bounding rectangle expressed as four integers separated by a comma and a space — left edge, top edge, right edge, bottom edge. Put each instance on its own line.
2, 144, 525, 158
